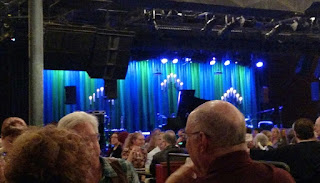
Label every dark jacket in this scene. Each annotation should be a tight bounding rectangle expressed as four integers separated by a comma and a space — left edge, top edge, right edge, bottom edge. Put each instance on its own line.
150, 145, 185, 177
109, 145, 123, 158
250, 141, 320, 183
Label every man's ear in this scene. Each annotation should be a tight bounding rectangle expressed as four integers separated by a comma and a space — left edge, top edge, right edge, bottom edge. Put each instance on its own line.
199, 132, 209, 152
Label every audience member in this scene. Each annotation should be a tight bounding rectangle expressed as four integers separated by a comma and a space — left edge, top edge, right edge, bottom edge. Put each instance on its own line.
122, 132, 147, 168
252, 128, 260, 138
118, 131, 129, 144
261, 130, 273, 146
271, 127, 281, 148
315, 117, 320, 140
150, 131, 185, 177
146, 128, 161, 152
245, 128, 254, 149
4, 126, 92, 183
280, 128, 288, 146
253, 133, 272, 150
286, 128, 296, 144
251, 118, 320, 183
166, 100, 294, 183
0, 117, 27, 183
0, 117, 27, 155
58, 111, 139, 183
108, 132, 123, 158
176, 128, 186, 148
145, 132, 163, 172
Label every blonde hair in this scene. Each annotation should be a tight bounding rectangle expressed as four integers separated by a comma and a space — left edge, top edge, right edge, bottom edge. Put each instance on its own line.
123, 132, 143, 149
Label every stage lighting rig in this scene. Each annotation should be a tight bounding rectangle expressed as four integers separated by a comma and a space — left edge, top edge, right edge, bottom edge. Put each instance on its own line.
201, 15, 216, 33
265, 23, 284, 40
217, 16, 241, 38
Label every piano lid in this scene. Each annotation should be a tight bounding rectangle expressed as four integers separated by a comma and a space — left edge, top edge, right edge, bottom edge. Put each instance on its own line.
177, 90, 208, 119
163, 90, 208, 132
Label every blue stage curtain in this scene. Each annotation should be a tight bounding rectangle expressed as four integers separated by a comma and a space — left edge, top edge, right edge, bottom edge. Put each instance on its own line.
43, 59, 257, 132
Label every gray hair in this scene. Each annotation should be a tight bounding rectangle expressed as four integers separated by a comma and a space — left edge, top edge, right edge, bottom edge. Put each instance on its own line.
57, 111, 99, 133
190, 101, 246, 148
253, 133, 269, 147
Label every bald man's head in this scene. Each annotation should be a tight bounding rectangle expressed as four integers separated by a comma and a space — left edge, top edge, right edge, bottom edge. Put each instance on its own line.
187, 100, 246, 148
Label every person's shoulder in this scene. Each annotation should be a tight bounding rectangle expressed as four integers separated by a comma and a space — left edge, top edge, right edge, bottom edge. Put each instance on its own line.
153, 150, 162, 159
272, 167, 295, 183
149, 146, 160, 154
123, 147, 130, 151
103, 157, 130, 165
141, 147, 148, 154
102, 157, 136, 172
248, 161, 294, 182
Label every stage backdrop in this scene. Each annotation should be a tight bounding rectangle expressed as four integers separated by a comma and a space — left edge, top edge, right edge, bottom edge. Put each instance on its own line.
44, 59, 257, 132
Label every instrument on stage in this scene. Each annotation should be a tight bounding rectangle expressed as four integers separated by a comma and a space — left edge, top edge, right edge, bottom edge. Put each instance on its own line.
163, 90, 208, 131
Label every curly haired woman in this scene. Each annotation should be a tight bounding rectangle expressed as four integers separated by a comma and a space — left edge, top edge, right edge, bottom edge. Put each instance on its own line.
4, 126, 93, 183
121, 132, 147, 168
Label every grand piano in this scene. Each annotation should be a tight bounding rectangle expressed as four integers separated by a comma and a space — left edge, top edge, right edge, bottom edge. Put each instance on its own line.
163, 90, 208, 131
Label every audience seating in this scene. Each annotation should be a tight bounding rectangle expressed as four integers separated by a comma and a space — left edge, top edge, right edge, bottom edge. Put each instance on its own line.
256, 160, 290, 172
154, 153, 189, 183
166, 153, 190, 176
155, 161, 186, 183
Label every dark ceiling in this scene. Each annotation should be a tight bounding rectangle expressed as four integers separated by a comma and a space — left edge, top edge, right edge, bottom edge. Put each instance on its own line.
2, 0, 320, 62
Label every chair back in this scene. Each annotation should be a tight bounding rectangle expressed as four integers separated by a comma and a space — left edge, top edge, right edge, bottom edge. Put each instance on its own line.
257, 160, 290, 172
166, 153, 189, 176
156, 161, 185, 183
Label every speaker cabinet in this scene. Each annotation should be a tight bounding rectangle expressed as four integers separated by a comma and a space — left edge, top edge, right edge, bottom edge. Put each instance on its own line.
65, 86, 77, 104
104, 79, 117, 99
44, 24, 135, 81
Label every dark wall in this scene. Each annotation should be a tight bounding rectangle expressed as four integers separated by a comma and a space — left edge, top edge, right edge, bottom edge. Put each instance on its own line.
0, 39, 29, 126
267, 53, 319, 127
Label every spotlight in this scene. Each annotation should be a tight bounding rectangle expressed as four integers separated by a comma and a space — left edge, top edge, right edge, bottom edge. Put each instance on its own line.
210, 57, 216, 65
224, 60, 230, 66
172, 58, 179, 64
10, 37, 15, 41
291, 20, 299, 31
310, 17, 316, 22
218, 17, 240, 38
185, 58, 191, 62
161, 58, 168, 64
256, 61, 264, 68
